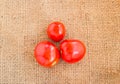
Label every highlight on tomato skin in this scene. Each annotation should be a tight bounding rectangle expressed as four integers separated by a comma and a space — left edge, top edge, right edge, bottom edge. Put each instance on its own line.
60, 40, 86, 63
34, 41, 60, 67
47, 22, 66, 42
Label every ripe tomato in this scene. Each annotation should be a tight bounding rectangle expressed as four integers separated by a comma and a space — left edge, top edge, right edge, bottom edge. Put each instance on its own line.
60, 40, 86, 63
34, 41, 60, 67
47, 22, 65, 42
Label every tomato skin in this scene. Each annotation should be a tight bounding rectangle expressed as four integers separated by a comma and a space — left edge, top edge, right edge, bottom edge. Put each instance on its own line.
60, 40, 86, 63
47, 22, 65, 42
34, 41, 60, 67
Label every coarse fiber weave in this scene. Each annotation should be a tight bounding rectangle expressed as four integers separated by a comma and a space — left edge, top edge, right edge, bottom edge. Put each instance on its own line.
0, 0, 120, 84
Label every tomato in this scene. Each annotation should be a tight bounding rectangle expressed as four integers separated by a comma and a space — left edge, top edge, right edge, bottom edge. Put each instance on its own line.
60, 40, 86, 63
47, 22, 65, 42
34, 41, 60, 67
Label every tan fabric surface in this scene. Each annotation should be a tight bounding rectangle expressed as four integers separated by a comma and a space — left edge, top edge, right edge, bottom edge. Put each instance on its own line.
0, 0, 120, 84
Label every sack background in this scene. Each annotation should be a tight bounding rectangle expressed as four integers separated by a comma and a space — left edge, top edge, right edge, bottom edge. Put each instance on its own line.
0, 0, 120, 84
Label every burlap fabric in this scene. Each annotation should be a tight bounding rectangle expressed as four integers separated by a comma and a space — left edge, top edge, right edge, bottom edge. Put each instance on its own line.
0, 0, 120, 84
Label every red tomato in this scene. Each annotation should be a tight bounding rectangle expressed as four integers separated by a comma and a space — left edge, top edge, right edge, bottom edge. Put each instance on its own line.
47, 22, 65, 42
60, 40, 86, 63
34, 41, 60, 67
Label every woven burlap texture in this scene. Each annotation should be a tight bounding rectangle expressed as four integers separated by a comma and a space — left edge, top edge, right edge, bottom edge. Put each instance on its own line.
0, 0, 120, 84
